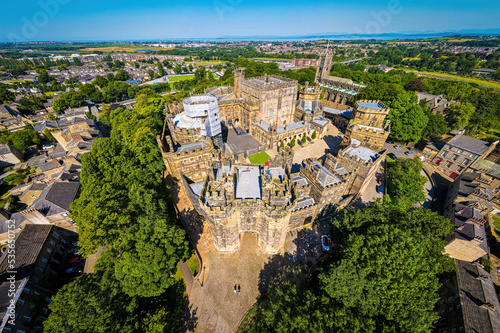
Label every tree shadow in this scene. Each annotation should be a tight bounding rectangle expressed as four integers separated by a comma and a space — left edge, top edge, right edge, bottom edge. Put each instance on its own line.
258, 226, 329, 294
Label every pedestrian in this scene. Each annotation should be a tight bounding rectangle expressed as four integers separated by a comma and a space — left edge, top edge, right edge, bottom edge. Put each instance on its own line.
238, 284, 240, 294
234, 284, 237, 293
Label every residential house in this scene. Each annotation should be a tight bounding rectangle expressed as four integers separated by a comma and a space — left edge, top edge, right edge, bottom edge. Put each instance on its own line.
434, 260, 500, 333
0, 145, 23, 167
0, 224, 78, 332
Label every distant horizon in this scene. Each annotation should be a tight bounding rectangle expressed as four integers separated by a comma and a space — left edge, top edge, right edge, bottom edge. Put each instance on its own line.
2, 1, 500, 43
2, 28, 500, 44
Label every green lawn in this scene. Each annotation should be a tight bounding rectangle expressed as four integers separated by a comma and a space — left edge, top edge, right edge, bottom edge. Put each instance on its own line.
167, 74, 195, 82
493, 215, 500, 234
414, 70, 500, 91
186, 253, 199, 276
248, 152, 270, 164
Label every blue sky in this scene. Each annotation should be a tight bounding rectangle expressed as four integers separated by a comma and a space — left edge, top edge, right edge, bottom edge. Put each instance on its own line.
2, 0, 500, 42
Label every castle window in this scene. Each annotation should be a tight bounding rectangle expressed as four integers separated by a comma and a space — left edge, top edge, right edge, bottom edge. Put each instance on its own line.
451, 154, 458, 161
462, 159, 470, 165
457, 149, 464, 154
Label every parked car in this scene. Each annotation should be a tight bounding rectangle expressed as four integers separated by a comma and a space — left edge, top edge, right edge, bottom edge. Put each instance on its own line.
405, 151, 415, 156
394, 145, 402, 149
378, 178, 385, 185
387, 153, 398, 160
387, 139, 394, 144
42, 144, 55, 150
68, 256, 80, 265
377, 185, 384, 194
321, 235, 330, 251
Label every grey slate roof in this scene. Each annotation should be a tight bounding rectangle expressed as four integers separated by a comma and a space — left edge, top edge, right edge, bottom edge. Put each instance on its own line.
0, 224, 53, 281
457, 172, 493, 200
452, 204, 488, 253
29, 181, 80, 217
447, 135, 491, 155
33, 120, 57, 132
456, 260, 500, 333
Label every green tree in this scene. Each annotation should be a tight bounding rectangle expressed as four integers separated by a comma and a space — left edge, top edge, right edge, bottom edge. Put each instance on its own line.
301, 133, 307, 144
279, 141, 284, 149
0, 126, 42, 153
290, 138, 296, 148
387, 157, 427, 205
387, 92, 428, 142
0, 84, 15, 104
114, 70, 131, 82
70, 97, 189, 297
311, 130, 317, 140
444, 102, 475, 130
421, 106, 449, 141
148, 69, 155, 80
157, 63, 165, 77
43, 128, 56, 142
320, 202, 455, 333
93, 75, 108, 88
65, 77, 77, 85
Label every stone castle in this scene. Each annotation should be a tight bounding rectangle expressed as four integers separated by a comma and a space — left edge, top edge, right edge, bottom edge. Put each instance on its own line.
158, 60, 388, 254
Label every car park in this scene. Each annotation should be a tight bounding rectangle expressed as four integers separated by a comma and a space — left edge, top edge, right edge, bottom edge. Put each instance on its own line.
394, 145, 402, 149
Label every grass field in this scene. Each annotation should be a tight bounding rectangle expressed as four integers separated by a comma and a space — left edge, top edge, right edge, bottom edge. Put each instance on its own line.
248, 152, 270, 164
44, 91, 57, 98
186, 253, 199, 276
167, 74, 195, 82
79, 46, 174, 52
187, 60, 225, 66
492, 215, 500, 235
414, 70, 500, 91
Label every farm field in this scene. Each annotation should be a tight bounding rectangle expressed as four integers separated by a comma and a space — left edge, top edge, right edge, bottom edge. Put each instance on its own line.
414, 70, 500, 91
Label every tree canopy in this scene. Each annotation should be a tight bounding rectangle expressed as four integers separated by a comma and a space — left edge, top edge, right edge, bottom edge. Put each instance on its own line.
248, 202, 455, 333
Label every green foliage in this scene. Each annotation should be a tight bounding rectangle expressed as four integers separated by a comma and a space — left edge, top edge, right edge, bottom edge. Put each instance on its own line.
311, 130, 317, 140
249, 202, 455, 333
387, 92, 428, 142
43, 128, 56, 142
387, 157, 427, 206
301, 133, 307, 144
320, 203, 455, 332
444, 102, 476, 130
0, 84, 15, 104
44, 272, 187, 333
70, 96, 189, 297
421, 106, 449, 141
114, 70, 131, 82
0, 126, 41, 153
279, 141, 285, 149
290, 138, 296, 148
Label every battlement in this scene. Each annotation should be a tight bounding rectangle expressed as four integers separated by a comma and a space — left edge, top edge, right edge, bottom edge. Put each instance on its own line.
355, 100, 390, 114
242, 73, 297, 91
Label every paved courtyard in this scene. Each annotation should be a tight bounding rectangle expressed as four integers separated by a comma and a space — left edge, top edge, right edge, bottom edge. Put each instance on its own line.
290, 125, 342, 172
183, 233, 272, 333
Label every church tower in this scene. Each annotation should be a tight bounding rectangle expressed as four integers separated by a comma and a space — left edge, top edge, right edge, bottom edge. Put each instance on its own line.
314, 42, 333, 84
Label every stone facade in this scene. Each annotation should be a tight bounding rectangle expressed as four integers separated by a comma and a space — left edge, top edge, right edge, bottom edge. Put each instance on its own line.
340, 100, 390, 152
160, 71, 389, 254
315, 51, 365, 108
